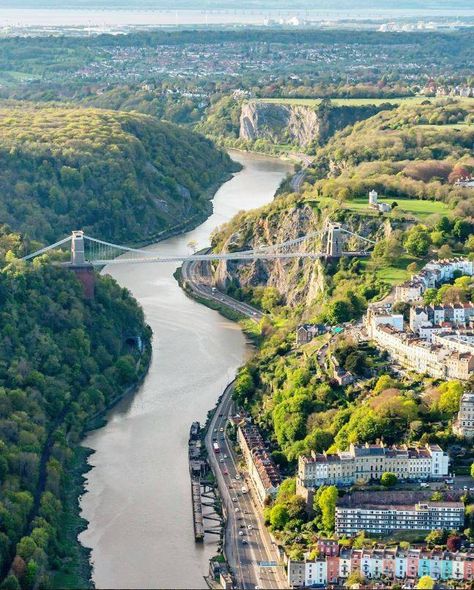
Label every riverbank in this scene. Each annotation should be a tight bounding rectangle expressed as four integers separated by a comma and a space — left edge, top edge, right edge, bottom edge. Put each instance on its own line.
77, 151, 292, 589
51, 337, 153, 589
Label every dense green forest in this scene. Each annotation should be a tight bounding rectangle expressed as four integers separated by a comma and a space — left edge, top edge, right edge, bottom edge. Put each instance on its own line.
0, 226, 151, 588
0, 103, 235, 244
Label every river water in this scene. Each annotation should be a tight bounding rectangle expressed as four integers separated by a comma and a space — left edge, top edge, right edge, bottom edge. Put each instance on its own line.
78, 151, 292, 589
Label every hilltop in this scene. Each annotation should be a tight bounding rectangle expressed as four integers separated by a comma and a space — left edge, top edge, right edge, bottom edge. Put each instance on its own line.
0, 103, 236, 244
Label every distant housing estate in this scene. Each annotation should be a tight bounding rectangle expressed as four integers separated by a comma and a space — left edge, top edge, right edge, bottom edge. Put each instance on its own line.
237, 422, 281, 504
297, 442, 449, 490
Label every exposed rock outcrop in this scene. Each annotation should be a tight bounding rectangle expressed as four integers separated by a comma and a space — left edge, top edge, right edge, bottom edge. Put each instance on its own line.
240, 102, 322, 147
214, 204, 325, 307
239, 101, 396, 149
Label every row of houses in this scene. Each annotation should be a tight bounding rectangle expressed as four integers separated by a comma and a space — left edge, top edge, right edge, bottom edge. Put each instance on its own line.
297, 442, 449, 490
395, 258, 473, 303
288, 545, 474, 588
237, 422, 281, 504
366, 304, 474, 380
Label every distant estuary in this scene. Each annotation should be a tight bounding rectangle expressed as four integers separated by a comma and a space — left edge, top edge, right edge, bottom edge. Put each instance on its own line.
78, 151, 292, 589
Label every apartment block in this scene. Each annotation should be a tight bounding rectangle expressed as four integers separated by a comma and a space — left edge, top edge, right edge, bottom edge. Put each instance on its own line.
336, 500, 464, 535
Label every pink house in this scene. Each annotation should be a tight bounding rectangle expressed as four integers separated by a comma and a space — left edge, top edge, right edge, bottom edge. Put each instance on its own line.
406, 550, 420, 579
327, 555, 340, 584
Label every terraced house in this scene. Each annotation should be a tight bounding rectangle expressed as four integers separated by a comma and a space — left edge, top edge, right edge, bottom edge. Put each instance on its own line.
287, 545, 474, 588
297, 442, 449, 489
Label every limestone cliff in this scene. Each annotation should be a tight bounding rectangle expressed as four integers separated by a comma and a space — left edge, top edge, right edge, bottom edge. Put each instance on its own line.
212, 202, 385, 308
213, 204, 325, 307
240, 102, 322, 148
239, 101, 395, 149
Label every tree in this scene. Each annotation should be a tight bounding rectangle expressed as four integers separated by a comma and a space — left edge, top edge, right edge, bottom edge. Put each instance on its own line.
425, 528, 445, 545
269, 504, 289, 530
404, 226, 431, 257
381, 472, 397, 487
471, 462, 474, 479
407, 262, 418, 274
447, 534, 462, 552
345, 571, 365, 588
374, 375, 398, 395
438, 244, 453, 259
317, 486, 338, 532
187, 240, 198, 253
0, 576, 20, 590
417, 575, 435, 589
325, 299, 352, 324
438, 381, 463, 415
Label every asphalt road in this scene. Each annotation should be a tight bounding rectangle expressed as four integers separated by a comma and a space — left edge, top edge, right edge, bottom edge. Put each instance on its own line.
181, 256, 264, 321
205, 383, 288, 590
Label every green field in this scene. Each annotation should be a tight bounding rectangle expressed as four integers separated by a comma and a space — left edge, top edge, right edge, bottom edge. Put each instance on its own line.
256, 96, 474, 108
344, 196, 450, 219
361, 256, 416, 286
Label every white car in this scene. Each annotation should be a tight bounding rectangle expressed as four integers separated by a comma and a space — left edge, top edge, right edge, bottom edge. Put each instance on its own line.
235, 507, 240, 512
219, 427, 224, 432
223, 454, 228, 459
247, 524, 252, 530
235, 474, 241, 480
219, 458, 224, 463
232, 497, 237, 502
239, 531, 244, 536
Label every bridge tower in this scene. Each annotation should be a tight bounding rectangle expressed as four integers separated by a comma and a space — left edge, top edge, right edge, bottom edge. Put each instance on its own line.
70, 230, 95, 299
325, 222, 344, 258
71, 230, 87, 266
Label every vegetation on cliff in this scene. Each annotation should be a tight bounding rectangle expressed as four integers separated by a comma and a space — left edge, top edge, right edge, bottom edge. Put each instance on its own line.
0, 226, 151, 588
210, 98, 474, 553
0, 103, 236, 244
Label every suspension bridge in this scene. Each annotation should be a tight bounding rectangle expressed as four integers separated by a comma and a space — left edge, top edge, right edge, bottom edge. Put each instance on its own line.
22, 222, 376, 267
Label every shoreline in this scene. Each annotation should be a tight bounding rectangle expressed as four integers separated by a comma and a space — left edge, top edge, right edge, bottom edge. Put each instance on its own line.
56, 165, 237, 589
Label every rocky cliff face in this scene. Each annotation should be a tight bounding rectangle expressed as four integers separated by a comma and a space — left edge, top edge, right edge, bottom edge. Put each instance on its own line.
214, 204, 325, 307
212, 203, 386, 307
240, 102, 322, 147
239, 101, 395, 148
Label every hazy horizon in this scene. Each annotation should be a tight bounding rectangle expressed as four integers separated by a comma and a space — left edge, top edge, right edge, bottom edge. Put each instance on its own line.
1, 0, 473, 9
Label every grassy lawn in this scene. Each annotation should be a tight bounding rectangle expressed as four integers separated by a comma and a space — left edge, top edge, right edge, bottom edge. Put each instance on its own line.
316, 195, 450, 220
340, 196, 450, 219
361, 255, 417, 286
255, 96, 474, 108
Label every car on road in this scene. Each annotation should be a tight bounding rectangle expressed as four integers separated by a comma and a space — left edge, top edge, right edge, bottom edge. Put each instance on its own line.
219, 427, 224, 432
232, 497, 237, 502
239, 531, 244, 536
223, 454, 228, 459
242, 539, 248, 545
235, 507, 240, 512
219, 458, 224, 463
247, 524, 252, 530
235, 474, 241, 480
